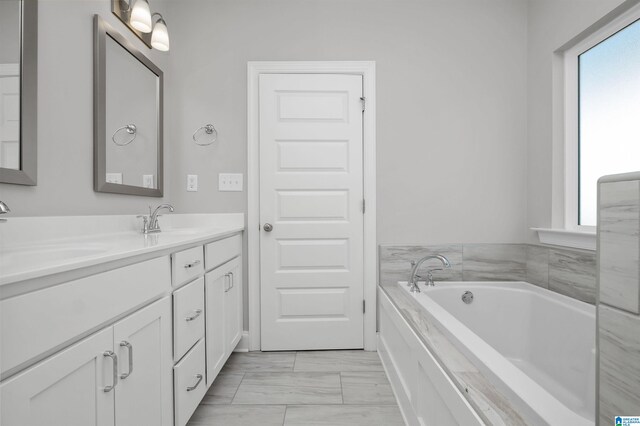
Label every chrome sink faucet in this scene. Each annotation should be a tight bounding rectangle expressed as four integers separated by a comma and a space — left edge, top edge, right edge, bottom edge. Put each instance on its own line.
0, 201, 10, 223
138, 204, 174, 234
408, 254, 451, 292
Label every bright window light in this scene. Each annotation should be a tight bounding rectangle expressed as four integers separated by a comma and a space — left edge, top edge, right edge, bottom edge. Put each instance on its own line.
578, 18, 640, 226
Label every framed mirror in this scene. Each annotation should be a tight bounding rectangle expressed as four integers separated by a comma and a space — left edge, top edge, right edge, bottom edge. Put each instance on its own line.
94, 15, 163, 197
0, 0, 37, 185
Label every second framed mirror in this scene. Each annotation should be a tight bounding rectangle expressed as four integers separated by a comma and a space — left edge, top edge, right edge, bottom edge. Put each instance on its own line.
94, 15, 163, 197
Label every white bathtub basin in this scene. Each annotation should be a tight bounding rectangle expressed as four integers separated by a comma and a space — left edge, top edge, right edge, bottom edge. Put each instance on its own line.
398, 281, 595, 425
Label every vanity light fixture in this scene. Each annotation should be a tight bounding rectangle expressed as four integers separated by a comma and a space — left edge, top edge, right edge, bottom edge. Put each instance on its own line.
112, 0, 170, 51
151, 14, 170, 51
129, 0, 152, 33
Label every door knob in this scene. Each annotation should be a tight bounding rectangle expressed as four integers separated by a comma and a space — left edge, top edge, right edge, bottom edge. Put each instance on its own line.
263, 223, 273, 232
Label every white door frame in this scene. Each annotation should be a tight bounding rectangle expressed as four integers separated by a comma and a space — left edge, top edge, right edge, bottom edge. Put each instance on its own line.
247, 61, 377, 351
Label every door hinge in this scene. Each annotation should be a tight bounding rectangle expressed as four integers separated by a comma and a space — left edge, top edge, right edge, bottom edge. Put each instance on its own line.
362, 199, 366, 214
360, 96, 365, 112
363, 300, 366, 314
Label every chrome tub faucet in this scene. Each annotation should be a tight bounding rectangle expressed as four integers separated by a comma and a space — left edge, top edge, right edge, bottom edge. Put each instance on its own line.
408, 254, 451, 292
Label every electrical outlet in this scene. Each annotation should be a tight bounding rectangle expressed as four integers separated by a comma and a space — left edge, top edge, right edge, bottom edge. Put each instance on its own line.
142, 174, 154, 188
187, 174, 198, 192
106, 173, 122, 184
218, 173, 243, 191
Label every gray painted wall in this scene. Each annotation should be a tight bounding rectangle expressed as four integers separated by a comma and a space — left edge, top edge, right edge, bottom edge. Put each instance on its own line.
0, 0, 170, 216
164, 0, 529, 245
525, 0, 626, 241
0, 0, 20, 64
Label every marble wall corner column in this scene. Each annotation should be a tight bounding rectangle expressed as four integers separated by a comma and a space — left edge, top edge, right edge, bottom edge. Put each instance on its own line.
597, 175, 640, 423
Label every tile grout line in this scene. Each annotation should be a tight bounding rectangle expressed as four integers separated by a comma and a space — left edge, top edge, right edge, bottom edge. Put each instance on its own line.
229, 371, 246, 405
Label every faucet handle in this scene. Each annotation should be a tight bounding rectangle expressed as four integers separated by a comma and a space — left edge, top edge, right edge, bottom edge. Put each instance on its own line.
136, 215, 149, 232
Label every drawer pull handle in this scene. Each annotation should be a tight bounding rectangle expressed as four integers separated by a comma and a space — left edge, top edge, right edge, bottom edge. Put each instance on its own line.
119, 341, 133, 379
186, 374, 203, 392
185, 309, 203, 322
184, 260, 201, 269
103, 351, 118, 392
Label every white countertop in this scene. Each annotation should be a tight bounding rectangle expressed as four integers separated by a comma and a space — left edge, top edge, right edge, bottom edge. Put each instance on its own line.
0, 214, 244, 287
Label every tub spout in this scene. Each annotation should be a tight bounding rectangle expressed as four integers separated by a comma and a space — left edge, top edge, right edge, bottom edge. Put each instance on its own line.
408, 255, 451, 292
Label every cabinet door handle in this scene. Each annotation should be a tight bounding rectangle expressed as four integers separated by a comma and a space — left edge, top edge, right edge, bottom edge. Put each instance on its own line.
119, 341, 133, 379
103, 350, 118, 392
185, 309, 203, 322
184, 260, 201, 269
229, 272, 234, 289
186, 374, 203, 392
224, 273, 231, 292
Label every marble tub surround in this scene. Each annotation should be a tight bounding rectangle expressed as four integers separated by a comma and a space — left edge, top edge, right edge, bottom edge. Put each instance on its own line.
599, 179, 640, 314
380, 284, 529, 425
597, 173, 640, 422
380, 243, 596, 304
0, 213, 244, 289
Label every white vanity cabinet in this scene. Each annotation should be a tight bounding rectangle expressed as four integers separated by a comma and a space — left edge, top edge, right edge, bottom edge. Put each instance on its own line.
0, 224, 244, 426
0, 297, 173, 426
0, 327, 115, 426
205, 256, 243, 384
114, 297, 173, 426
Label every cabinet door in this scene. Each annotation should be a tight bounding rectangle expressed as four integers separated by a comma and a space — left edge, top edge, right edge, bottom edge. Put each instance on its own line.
113, 297, 173, 426
205, 266, 227, 386
0, 327, 115, 426
225, 257, 243, 353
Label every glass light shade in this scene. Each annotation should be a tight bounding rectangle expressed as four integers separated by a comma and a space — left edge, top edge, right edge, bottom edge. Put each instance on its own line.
151, 18, 170, 51
130, 0, 152, 33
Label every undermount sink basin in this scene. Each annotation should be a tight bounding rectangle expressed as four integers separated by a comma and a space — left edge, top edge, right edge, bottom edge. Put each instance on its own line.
1, 243, 111, 266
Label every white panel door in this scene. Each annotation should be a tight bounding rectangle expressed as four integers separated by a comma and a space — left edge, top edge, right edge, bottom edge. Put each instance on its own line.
0, 327, 115, 426
113, 297, 173, 426
0, 64, 20, 169
259, 73, 364, 350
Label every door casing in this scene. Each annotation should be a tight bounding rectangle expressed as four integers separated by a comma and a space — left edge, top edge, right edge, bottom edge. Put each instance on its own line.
247, 61, 377, 351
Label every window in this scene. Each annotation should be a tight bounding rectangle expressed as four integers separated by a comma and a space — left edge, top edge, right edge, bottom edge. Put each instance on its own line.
578, 18, 640, 226
564, 7, 640, 230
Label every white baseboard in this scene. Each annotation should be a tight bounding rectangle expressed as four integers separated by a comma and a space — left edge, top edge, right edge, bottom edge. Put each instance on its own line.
234, 331, 250, 352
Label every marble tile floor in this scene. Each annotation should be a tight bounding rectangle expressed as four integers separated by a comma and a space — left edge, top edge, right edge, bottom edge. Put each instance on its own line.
187, 350, 406, 426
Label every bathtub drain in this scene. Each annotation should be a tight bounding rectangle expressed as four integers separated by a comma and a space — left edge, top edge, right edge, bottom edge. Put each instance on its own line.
462, 291, 474, 304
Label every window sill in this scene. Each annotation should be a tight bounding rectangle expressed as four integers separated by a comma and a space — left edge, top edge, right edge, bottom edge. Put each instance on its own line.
531, 228, 596, 251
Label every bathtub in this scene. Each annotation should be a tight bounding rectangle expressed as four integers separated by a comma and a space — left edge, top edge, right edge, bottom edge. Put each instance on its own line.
397, 281, 596, 425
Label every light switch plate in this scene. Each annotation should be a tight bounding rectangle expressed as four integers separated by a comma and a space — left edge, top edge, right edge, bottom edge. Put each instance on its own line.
106, 173, 122, 184
142, 174, 154, 188
187, 174, 198, 192
218, 173, 243, 191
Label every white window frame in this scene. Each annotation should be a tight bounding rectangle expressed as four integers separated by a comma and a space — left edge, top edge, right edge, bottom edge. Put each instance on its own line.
537, 3, 640, 250
565, 4, 640, 231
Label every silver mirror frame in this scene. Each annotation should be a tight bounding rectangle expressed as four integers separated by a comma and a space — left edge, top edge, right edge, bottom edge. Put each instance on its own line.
0, 0, 38, 185
93, 15, 163, 197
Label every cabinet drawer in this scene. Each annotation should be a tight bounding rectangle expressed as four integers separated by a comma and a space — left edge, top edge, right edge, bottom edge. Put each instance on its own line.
174, 339, 206, 426
173, 277, 205, 361
172, 246, 204, 288
205, 234, 241, 271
